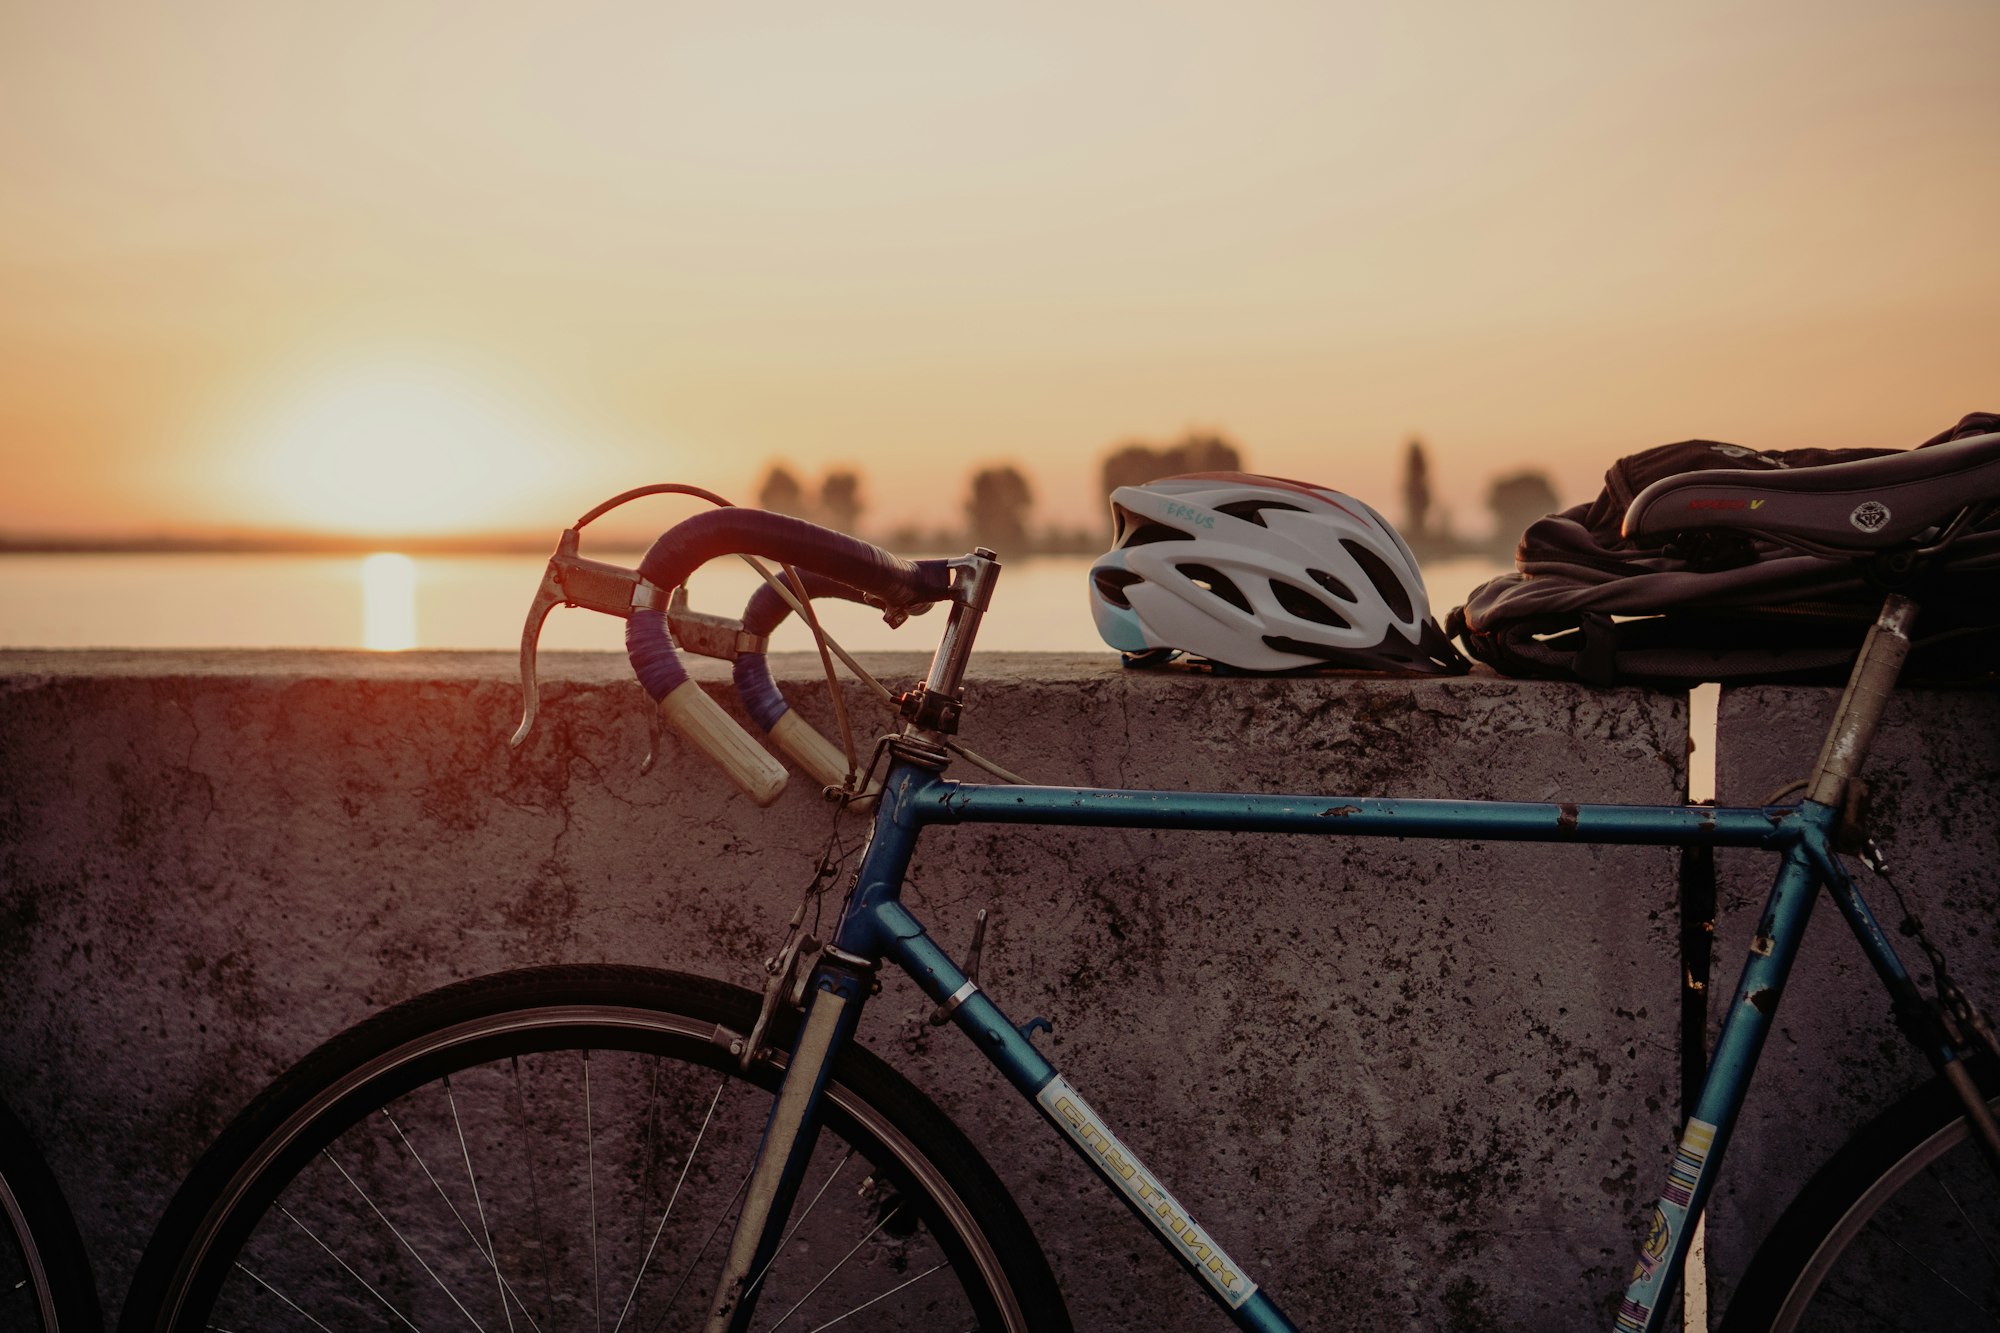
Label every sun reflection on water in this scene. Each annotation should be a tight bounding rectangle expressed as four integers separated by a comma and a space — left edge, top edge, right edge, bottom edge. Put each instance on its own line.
361, 552, 417, 651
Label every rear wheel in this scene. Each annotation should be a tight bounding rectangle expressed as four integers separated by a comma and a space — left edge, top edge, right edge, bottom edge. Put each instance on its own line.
122, 965, 1069, 1332
1723, 1062, 2000, 1331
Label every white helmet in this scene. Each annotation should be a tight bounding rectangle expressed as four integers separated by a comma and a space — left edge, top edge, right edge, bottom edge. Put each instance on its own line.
1089, 472, 1468, 673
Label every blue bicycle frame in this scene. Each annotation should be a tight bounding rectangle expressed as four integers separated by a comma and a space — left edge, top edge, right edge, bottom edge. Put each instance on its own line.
683, 586, 1988, 1333
824, 778, 1840, 1331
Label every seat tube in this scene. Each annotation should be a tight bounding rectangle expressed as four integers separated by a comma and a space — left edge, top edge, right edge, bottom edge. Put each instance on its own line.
1616, 832, 1828, 1332
1615, 586, 1918, 1333
1804, 593, 1918, 807
704, 949, 876, 1333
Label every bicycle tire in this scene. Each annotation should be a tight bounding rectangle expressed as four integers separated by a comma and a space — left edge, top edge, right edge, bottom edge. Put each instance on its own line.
121, 964, 1070, 1332
0, 1098, 103, 1332
1722, 1061, 2000, 1331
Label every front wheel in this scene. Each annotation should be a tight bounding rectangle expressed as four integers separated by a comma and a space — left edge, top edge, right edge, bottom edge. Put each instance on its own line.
1723, 1062, 2000, 1331
121, 965, 1069, 1332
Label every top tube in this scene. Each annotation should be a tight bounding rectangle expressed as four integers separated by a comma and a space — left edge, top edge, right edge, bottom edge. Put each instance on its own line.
919, 776, 1800, 847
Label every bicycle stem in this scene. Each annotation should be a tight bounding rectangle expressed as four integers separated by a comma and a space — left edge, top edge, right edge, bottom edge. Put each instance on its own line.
884, 548, 1002, 745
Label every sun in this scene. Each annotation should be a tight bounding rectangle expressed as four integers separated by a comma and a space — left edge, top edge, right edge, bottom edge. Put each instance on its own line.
227, 357, 567, 537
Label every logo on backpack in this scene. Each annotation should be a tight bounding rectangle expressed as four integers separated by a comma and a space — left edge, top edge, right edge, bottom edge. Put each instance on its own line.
1849, 501, 1891, 533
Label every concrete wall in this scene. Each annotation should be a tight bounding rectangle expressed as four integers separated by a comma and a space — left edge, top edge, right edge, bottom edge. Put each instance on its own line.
0, 650, 1977, 1330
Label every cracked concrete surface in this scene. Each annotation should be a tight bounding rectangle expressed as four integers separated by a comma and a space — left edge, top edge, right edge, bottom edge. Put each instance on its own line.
0, 648, 1778, 1330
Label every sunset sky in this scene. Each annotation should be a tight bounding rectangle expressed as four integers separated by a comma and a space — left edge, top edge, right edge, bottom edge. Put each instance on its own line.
2, 0, 1995, 545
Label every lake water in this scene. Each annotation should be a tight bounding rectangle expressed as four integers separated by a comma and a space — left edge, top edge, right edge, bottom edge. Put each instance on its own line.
3, 550, 1717, 796
0, 552, 1511, 654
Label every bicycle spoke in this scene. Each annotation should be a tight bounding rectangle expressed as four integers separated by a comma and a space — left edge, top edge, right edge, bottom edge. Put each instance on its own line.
128, 971, 1049, 1332
646, 1160, 757, 1333
799, 1259, 951, 1332
742, 1146, 860, 1304
584, 1049, 602, 1331
764, 1202, 902, 1331
510, 1054, 557, 1318
323, 1146, 490, 1331
443, 1078, 525, 1332
642, 1055, 665, 1197
1809, 1156, 2000, 1332
613, 1072, 729, 1331
1929, 1162, 2000, 1274
229, 1258, 339, 1332
384, 1109, 543, 1333
1873, 1233, 2000, 1324
278, 1204, 424, 1331
1814, 1277, 1975, 1331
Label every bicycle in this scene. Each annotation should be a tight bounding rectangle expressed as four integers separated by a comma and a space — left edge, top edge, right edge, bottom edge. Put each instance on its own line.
119, 440, 2000, 1331
1, 1047, 104, 1330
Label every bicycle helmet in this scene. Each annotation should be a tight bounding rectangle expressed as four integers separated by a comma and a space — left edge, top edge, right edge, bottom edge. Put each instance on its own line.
1089, 472, 1469, 673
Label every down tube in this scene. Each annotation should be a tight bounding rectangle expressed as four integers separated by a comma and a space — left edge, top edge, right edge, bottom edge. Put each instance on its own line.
862, 899, 1300, 1333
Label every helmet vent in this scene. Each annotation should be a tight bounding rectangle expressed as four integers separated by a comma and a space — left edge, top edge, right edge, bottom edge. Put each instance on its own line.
1091, 568, 1144, 609
1306, 568, 1356, 602
1340, 540, 1415, 622
1270, 580, 1350, 629
1125, 521, 1195, 547
1215, 500, 1306, 528
1175, 563, 1253, 613
1261, 634, 1359, 663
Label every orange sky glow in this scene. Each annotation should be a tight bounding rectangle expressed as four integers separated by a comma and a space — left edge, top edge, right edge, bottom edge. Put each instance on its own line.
1, 0, 1994, 545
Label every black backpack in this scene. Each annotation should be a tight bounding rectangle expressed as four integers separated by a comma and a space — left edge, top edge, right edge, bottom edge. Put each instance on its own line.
1446, 413, 2000, 686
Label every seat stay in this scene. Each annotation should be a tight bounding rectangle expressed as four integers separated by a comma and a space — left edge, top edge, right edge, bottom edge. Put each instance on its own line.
1622, 428, 2000, 550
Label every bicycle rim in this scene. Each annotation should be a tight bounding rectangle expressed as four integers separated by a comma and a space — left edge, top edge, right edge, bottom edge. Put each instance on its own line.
127, 967, 1062, 1332
1729, 1072, 2000, 1331
0, 1172, 70, 1333
0, 1100, 102, 1333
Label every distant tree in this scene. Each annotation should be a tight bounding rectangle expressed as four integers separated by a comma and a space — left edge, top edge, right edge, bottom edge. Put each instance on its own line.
1099, 431, 1243, 496
1101, 443, 1164, 495
1167, 431, 1240, 476
819, 470, 863, 533
965, 465, 1034, 553
1402, 438, 1432, 541
757, 464, 810, 518
1486, 470, 1561, 551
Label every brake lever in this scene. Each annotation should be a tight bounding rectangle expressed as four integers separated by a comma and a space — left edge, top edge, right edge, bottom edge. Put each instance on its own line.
509, 527, 667, 749
509, 560, 567, 748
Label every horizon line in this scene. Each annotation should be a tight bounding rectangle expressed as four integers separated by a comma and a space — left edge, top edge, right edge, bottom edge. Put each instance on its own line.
0, 524, 1108, 557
